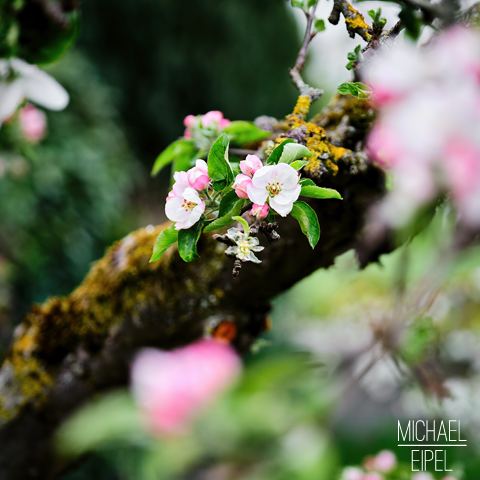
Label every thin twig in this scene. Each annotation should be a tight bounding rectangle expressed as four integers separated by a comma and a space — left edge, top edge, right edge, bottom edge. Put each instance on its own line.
289, 4, 323, 102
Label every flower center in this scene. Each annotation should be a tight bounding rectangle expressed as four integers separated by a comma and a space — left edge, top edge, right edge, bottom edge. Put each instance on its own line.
266, 178, 283, 198
237, 239, 251, 259
182, 200, 197, 212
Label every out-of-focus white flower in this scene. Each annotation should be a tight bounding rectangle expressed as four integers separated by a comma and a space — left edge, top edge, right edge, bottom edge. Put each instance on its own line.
364, 27, 480, 228
0, 58, 69, 122
373, 450, 396, 472
340, 466, 364, 480
412, 473, 434, 480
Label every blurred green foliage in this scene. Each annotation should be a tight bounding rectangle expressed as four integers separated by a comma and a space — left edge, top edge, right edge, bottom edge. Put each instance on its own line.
0, 51, 141, 319
79, 0, 300, 163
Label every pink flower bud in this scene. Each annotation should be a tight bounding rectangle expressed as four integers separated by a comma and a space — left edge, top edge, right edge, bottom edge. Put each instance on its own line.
250, 203, 269, 219
202, 110, 224, 128
233, 173, 253, 199
184, 130, 192, 138
131, 339, 241, 435
183, 115, 196, 127
187, 159, 210, 191
240, 154, 263, 178
19, 103, 47, 142
219, 118, 231, 129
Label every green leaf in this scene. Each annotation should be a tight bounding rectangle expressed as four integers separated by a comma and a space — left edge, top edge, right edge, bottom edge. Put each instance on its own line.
368, 9, 376, 20
300, 185, 342, 200
314, 19, 325, 32
400, 317, 436, 364
204, 199, 245, 233
152, 139, 197, 176
56, 391, 142, 457
290, 160, 309, 171
399, 6, 421, 39
223, 121, 270, 146
291, 0, 305, 8
346, 61, 355, 71
218, 189, 239, 217
267, 139, 295, 164
337, 82, 358, 96
208, 133, 234, 191
231, 216, 250, 235
308, 0, 318, 6
150, 224, 178, 262
278, 143, 312, 164
347, 52, 356, 61
178, 218, 204, 262
290, 201, 320, 249
353, 82, 370, 91
300, 178, 316, 186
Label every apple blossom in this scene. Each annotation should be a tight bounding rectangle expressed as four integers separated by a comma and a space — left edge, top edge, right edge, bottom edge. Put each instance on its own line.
225, 227, 264, 263
165, 186, 205, 230
250, 203, 269, 220
19, 103, 47, 142
373, 450, 396, 472
364, 26, 480, 228
187, 159, 210, 190
184, 114, 195, 128
363, 474, 383, 480
240, 154, 263, 178
202, 110, 230, 129
412, 474, 433, 480
131, 339, 241, 435
0, 58, 69, 122
340, 467, 364, 480
233, 173, 253, 199
247, 163, 301, 216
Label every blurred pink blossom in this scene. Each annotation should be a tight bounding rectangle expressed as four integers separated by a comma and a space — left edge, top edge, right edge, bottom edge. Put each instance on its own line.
202, 110, 230, 129
19, 103, 47, 142
364, 26, 480, 227
131, 339, 241, 435
412, 473, 433, 480
363, 473, 383, 480
184, 115, 195, 128
373, 450, 396, 472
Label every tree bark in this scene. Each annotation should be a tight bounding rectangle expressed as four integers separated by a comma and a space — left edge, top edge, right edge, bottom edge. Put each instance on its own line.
0, 94, 385, 479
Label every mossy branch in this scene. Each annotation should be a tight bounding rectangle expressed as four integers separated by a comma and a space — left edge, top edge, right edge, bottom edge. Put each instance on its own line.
0, 95, 386, 480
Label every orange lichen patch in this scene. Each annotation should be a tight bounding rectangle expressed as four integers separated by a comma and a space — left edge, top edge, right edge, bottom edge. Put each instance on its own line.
213, 321, 238, 343
293, 96, 311, 117
346, 4, 371, 39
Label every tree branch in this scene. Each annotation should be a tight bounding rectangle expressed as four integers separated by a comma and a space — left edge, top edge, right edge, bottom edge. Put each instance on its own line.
328, 0, 372, 41
0, 95, 385, 480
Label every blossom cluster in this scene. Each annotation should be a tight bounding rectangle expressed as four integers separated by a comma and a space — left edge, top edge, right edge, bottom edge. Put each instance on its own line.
153, 129, 340, 267
183, 110, 231, 139
340, 450, 458, 480
165, 153, 302, 230
365, 27, 480, 228
131, 339, 241, 435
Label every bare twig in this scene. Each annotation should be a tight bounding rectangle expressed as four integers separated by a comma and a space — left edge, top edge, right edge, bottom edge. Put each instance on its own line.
289, 4, 324, 102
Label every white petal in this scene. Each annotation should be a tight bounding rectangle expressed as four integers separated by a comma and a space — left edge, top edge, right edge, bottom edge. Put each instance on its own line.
189, 202, 205, 224
0, 80, 24, 121
275, 163, 299, 189
247, 185, 268, 205
275, 184, 301, 205
165, 197, 188, 223
195, 159, 208, 171
22, 67, 69, 111
183, 187, 201, 203
251, 165, 274, 188
270, 197, 293, 216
